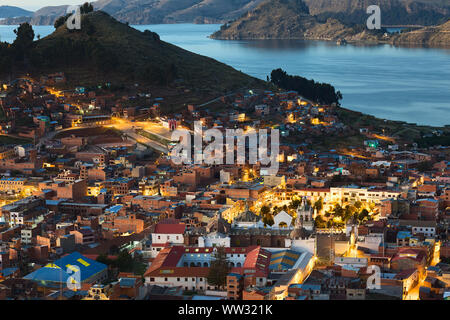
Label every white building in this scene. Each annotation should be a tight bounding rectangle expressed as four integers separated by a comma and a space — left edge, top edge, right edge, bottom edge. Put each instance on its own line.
273, 210, 293, 228
330, 186, 401, 204
198, 232, 230, 248
150, 223, 186, 258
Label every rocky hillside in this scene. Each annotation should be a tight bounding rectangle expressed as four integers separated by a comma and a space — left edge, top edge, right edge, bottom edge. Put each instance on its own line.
392, 20, 450, 46
303, 0, 450, 26
211, 0, 358, 40
0, 0, 266, 25
211, 0, 450, 47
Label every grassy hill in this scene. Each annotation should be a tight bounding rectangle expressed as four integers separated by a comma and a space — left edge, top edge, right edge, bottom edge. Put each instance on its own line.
24, 11, 265, 94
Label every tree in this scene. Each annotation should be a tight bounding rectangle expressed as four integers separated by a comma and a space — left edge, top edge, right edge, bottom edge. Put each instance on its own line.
333, 204, 344, 218
260, 205, 270, 217
344, 205, 356, 222
80, 2, 94, 14
315, 215, 326, 228
272, 206, 281, 215
261, 205, 274, 226
109, 244, 120, 255
96, 253, 111, 265
207, 247, 230, 290
54, 15, 68, 29
270, 68, 342, 105
314, 197, 324, 213
289, 199, 302, 210
115, 250, 134, 272
358, 209, 370, 223
13, 23, 35, 61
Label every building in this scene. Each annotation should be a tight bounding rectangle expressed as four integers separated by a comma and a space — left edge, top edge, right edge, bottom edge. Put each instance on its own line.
24, 252, 107, 289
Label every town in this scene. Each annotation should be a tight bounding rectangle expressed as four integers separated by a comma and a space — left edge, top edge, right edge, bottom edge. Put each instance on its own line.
0, 73, 448, 301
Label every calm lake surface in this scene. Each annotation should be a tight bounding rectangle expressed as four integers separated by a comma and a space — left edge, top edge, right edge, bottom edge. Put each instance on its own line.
1, 23, 449, 126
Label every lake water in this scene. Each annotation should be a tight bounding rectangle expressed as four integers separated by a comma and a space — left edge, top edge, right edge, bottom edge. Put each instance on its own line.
1, 23, 449, 126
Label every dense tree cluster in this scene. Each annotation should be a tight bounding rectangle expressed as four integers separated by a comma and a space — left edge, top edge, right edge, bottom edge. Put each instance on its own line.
0, 23, 35, 72
270, 68, 342, 105
315, 201, 374, 229
207, 247, 230, 290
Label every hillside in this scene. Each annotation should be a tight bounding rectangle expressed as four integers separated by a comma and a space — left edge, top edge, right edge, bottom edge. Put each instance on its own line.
1, 0, 447, 26
0, 0, 266, 25
2, 11, 265, 97
303, 0, 450, 26
211, 0, 450, 46
211, 0, 358, 40
0, 6, 33, 19
392, 20, 450, 46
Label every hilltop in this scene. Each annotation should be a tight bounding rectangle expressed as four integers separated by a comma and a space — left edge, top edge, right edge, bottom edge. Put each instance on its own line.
3, 11, 265, 95
0, 6, 33, 19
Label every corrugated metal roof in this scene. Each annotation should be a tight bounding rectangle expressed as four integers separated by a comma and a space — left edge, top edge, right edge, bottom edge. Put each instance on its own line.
24, 252, 106, 286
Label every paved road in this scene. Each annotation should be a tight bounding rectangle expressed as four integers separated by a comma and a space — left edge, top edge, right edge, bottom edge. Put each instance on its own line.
123, 130, 169, 154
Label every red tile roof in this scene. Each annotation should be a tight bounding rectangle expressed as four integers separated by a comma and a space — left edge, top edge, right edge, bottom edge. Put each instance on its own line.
154, 223, 186, 234
243, 247, 271, 276
144, 245, 271, 278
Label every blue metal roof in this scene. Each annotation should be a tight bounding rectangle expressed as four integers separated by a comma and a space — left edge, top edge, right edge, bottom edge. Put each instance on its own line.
24, 252, 106, 286
397, 231, 412, 239
119, 278, 136, 288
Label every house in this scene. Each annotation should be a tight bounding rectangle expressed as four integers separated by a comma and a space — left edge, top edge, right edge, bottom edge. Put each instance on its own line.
150, 221, 186, 258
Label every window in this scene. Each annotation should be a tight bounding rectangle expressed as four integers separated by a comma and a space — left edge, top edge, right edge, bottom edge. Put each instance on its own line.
150, 278, 155, 282
177, 278, 180, 282
185, 278, 188, 282
164, 278, 168, 281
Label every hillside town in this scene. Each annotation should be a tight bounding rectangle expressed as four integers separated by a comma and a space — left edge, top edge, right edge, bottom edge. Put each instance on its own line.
0, 73, 449, 301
